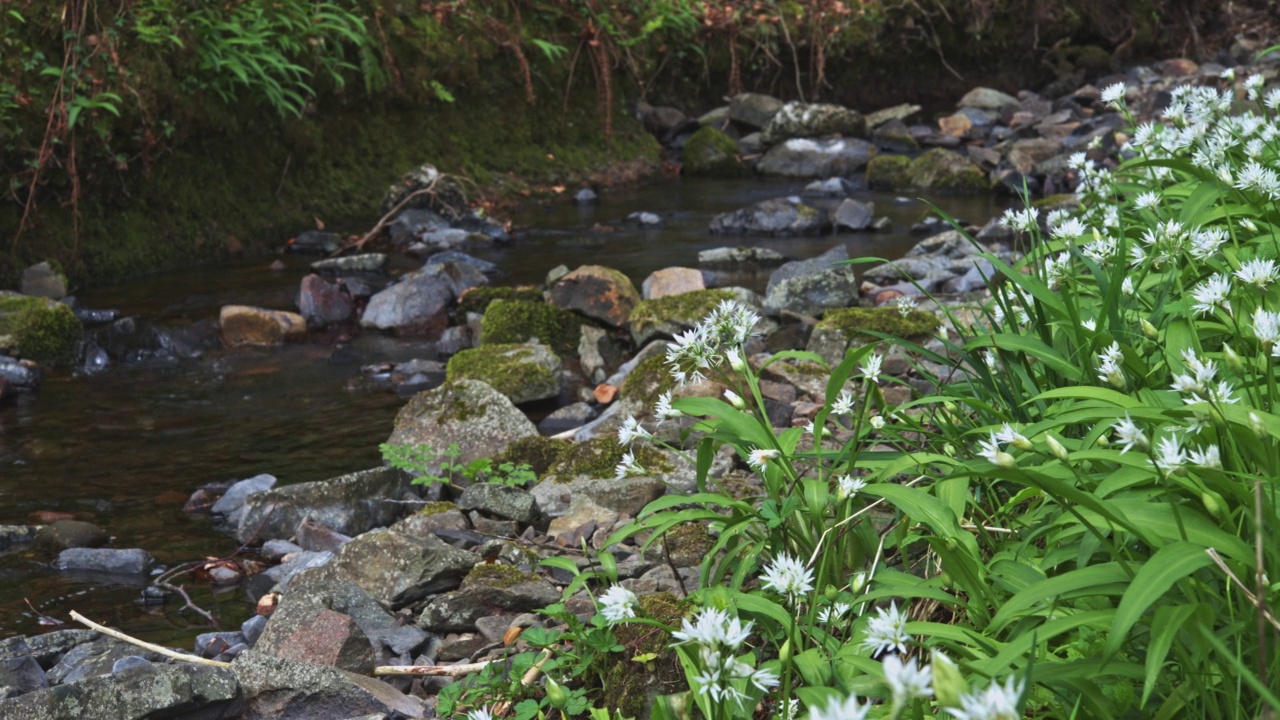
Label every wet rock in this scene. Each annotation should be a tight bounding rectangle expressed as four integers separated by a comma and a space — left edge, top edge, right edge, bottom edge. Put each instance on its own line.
709, 197, 831, 237
549, 265, 641, 328
388, 208, 451, 249
409, 259, 489, 298
626, 211, 663, 228
295, 516, 352, 553
957, 86, 1019, 111
21, 262, 67, 300
0, 630, 99, 670
418, 566, 560, 632
0, 662, 240, 719
195, 631, 247, 659
641, 267, 705, 300
36, 520, 107, 551
0, 525, 39, 550
233, 649, 425, 719
538, 402, 598, 435
289, 230, 344, 254
386, 379, 537, 474
0, 655, 47, 698
756, 137, 877, 178
456, 484, 540, 525
574, 188, 598, 204
803, 177, 858, 197
311, 254, 388, 275
0, 355, 38, 390
728, 92, 784, 129
234, 467, 410, 544
297, 274, 355, 327
761, 101, 867, 144
83, 316, 217, 365
0, 292, 82, 364
833, 199, 876, 231
865, 154, 911, 191
48, 639, 161, 685
901, 148, 988, 194
865, 103, 921, 128
261, 550, 334, 591
332, 530, 477, 608
425, 250, 499, 275
56, 548, 154, 575
219, 306, 307, 347
861, 230, 1010, 293
445, 343, 562, 404
682, 126, 749, 177
359, 277, 452, 337
210, 473, 276, 526
697, 247, 787, 265
763, 245, 859, 316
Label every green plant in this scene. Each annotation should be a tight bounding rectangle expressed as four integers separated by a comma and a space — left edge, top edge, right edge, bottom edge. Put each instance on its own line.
380, 442, 537, 488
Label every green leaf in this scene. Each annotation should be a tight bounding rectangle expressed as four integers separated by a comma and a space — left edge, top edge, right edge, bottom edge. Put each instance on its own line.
794, 648, 833, 687
1142, 604, 1199, 706
1104, 542, 1212, 658
989, 562, 1130, 632
968, 333, 1083, 382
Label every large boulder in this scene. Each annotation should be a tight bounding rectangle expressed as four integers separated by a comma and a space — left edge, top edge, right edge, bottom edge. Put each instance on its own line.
709, 197, 831, 237
763, 245, 859, 316
549, 266, 641, 328
866, 154, 911, 190
445, 343, 562, 404
331, 530, 478, 608
360, 276, 452, 337
233, 467, 410, 544
386, 379, 538, 473
806, 307, 940, 366
0, 663, 241, 720
479, 299, 581, 357
628, 288, 738, 346
761, 101, 867, 144
219, 305, 307, 347
728, 93, 784, 129
0, 292, 82, 364
232, 649, 426, 719
681, 126, 750, 177
642, 267, 705, 300
296, 274, 355, 327
902, 148, 988, 194
418, 565, 561, 633
756, 138, 877, 178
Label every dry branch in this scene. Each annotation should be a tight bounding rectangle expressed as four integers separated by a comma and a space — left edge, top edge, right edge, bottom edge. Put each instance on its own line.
69, 610, 231, 668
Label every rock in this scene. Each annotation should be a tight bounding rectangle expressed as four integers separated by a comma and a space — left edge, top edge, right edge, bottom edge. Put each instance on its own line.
574, 188, 598, 204
0, 525, 39, 550
297, 274, 355, 327
234, 467, 410, 544
261, 551, 335, 590
232, 649, 425, 719
870, 119, 919, 153
865, 103, 921, 128
546, 495, 620, 543
641, 267, 705, 299
387, 208, 451, 248
418, 566, 560, 632
36, 520, 107, 551
82, 316, 216, 366
289, 230, 344, 254
0, 655, 47, 698
538, 402, 598, 435
211, 473, 277, 526
697, 246, 787, 265
728, 92, 784, 129
426, 250, 498, 275
578, 325, 622, 384
110, 656, 153, 673
409, 259, 489, 298
295, 516, 352, 553
359, 277, 452, 337
629, 288, 745, 347
392, 507, 469, 538
445, 343, 562, 404
0, 663, 240, 719
901, 148, 988, 194
756, 137, 876, 178
311, 254, 388, 275
636, 100, 689, 139
709, 197, 831, 237
332, 530, 477, 608
242, 615, 268, 646
456, 484, 540, 524
219, 305, 307, 347
549, 266, 641, 328
937, 111, 973, 138
195, 632, 247, 659
0, 355, 39, 390
865, 154, 911, 190
20, 262, 67, 300
1006, 138, 1064, 175
626, 211, 663, 228
833, 199, 875, 231
382, 162, 468, 219
681, 126, 749, 177
957, 87, 1019, 110
56, 548, 154, 575
479, 299, 580, 357
803, 177, 858, 197
531, 456, 674, 519
697, 106, 729, 126
805, 307, 940, 366
763, 245, 860, 316
254, 564, 400, 664
0, 292, 82, 364
386, 380, 538, 473
761, 101, 867, 144
271, 609, 376, 673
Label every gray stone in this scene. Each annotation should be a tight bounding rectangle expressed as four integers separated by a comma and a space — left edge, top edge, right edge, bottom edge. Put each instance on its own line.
388, 208, 450, 248
865, 103, 921, 128
211, 473, 277, 523
425, 251, 498, 275
456, 484, 540, 524
360, 277, 453, 337
56, 548, 153, 575
538, 402, 598, 435
242, 615, 268, 647
374, 625, 430, 657
578, 325, 611, 384
728, 92, 784, 129
110, 656, 152, 673
763, 245, 859, 316
297, 275, 355, 327
290, 229, 344, 254
260, 539, 303, 562
386, 380, 537, 473
261, 550, 334, 591
709, 197, 831, 237
0, 525, 38, 551
0, 356, 39, 389
391, 509, 469, 538
295, 516, 352, 553
48, 639, 160, 685
697, 246, 787, 265
803, 177, 857, 197
546, 495, 620, 542
36, 520, 107, 551
234, 467, 410, 544
311, 254, 388, 275
255, 564, 399, 666
761, 101, 867, 144
0, 655, 47, 698
231, 649, 425, 720
196, 632, 247, 659
407, 260, 489, 298
332, 530, 478, 608
574, 188, 598, 204
0, 630, 99, 669
626, 212, 663, 228
531, 473, 668, 519
419, 570, 560, 632
957, 87, 1019, 110
756, 137, 876, 178
20, 262, 67, 300
833, 199, 876, 231
0, 663, 241, 719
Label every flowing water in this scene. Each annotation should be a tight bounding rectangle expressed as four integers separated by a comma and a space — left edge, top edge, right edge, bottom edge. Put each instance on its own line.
0, 177, 1006, 648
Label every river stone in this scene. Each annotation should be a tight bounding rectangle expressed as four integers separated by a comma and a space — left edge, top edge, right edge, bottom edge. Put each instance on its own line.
445, 343, 562, 404
862, 230, 989, 288
456, 484, 540, 524
294, 516, 352, 553
311, 254, 388, 275
546, 495, 620, 543
0, 654, 47, 698
255, 564, 399, 664
297, 274, 355, 327
219, 305, 307, 347
261, 550, 334, 591
539, 402, 599, 435
57, 548, 154, 575
0, 630, 99, 670
233, 467, 410, 544
386, 380, 537, 474
681, 126, 749, 177
0, 525, 38, 551
763, 245, 859, 316
578, 325, 617, 384
902, 148, 988, 194
0, 662, 241, 719
232, 649, 425, 720
865, 103, 921, 128
387, 208, 450, 248
0, 292, 83, 363
761, 101, 867, 144
391, 508, 469, 538
48, 638, 164, 686
697, 246, 787, 265
1007, 138, 1064, 175
20, 262, 67, 300
360, 276, 452, 337
549, 265, 640, 327
271, 609, 376, 674
709, 197, 830, 237
728, 92, 784, 129
332, 530, 477, 608
756, 137, 877, 178
957, 86, 1019, 110
641, 267, 705, 300
408, 259, 489, 298
418, 567, 560, 633
0, 355, 38, 389
36, 520, 107, 551
211, 473, 277, 524
531, 472, 667, 519
833, 199, 875, 231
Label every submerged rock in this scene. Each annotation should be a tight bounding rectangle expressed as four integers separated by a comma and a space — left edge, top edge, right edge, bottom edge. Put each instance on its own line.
709, 197, 831, 237
297, 274, 355, 327
56, 548, 154, 575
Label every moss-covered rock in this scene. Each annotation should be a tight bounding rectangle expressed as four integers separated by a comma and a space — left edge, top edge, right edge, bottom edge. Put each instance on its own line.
0, 292, 82, 364
596, 592, 690, 718
865, 154, 912, 190
458, 286, 545, 317
492, 436, 573, 476
682, 126, 750, 177
628, 288, 736, 346
903, 148, 988, 194
387, 379, 537, 472
445, 343, 562, 404
479, 299, 581, 357
807, 306, 940, 366
546, 437, 672, 481
618, 352, 678, 410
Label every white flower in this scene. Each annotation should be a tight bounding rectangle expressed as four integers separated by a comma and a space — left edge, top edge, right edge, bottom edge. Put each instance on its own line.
995, 422, 1032, 450
1188, 444, 1221, 468
598, 585, 639, 623
1000, 207, 1039, 232
672, 608, 773, 707
467, 707, 496, 720
672, 607, 752, 649
1121, 277, 1135, 295
747, 447, 779, 471
1152, 435, 1186, 472
614, 451, 645, 480
1081, 318, 1096, 331
977, 432, 1016, 469
869, 415, 886, 430
725, 346, 747, 373
1190, 228, 1228, 260
861, 353, 883, 384
837, 474, 868, 499
808, 693, 872, 720
831, 390, 855, 415
984, 349, 999, 372
1101, 82, 1127, 107
896, 295, 917, 316
1133, 191, 1160, 211
1050, 217, 1088, 239
617, 416, 652, 445
1246, 73, 1266, 100
1112, 414, 1148, 454
862, 602, 911, 656
817, 601, 852, 624
723, 388, 746, 409
1266, 87, 1280, 110
1096, 341, 1124, 387
948, 676, 1025, 720
1191, 273, 1232, 316
1236, 258, 1278, 289
760, 553, 815, 601
884, 654, 934, 706
654, 390, 683, 421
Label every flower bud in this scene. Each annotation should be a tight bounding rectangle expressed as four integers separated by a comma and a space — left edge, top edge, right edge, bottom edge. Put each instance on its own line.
931, 651, 970, 709
994, 450, 1017, 469
1097, 435, 1111, 448
1011, 436, 1034, 453
1046, 434, 1070, 462
849, 572, 868, 595
723, 388, 746, 409
1224, 344, 1244, 374
545, 676, 569, 709
1201, 491, 1226, 520
1251, 411, 1267, 439
824, 585, 839, 603
1141, 318, 1159, 341
725, 347, 748, 373
778, 638, 792, 664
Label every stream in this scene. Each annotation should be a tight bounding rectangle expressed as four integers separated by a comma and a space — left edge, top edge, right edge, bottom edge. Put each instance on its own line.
0, 177, 1006, 649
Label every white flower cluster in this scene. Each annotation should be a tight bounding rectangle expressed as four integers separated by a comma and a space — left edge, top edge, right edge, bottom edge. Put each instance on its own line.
760, 552, 815, 605
665, 299, 760, 386
597, 584, 639, 623
670, 608, 779, 706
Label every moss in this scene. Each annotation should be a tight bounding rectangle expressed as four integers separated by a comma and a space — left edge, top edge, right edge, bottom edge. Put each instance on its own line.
458, 286, 545, 317
492, 436, 572, 476
462, 563, 540, 590
480, 299, 582, 357
0, 293, 82, 364
618, 353, 678, 409
866, 154, 911, 191
418, 501, 457, 516
816, 307, 939, 342
548, 437, 672, 481
629, 288, 735, 336
659, 522, 715, 567
1032, 193, 1080, 210
682, 126, 749, 177
904, 148, 988, 194
445, 343, 559, 401
597, 592, 689, 717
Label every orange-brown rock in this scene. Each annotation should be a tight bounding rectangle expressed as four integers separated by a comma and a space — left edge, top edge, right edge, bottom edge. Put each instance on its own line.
549, 265, 640, 327
219, 305, 307, 347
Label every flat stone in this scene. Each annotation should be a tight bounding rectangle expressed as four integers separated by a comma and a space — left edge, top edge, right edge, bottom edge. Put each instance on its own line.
756, 137, 876, 178
957, 87, 1019, 110
311, 254, 388, 275
232, 649, 425, 719
36, 520, 107, 551
234, 467, 410, 544
332, 530, 478, 608
456, 484, 540, 524
219, 306, 307, 347
833, 199, 875, 231
273, 609, 376, 673
56, 548, 154, 575
641, 267, 705, 299
763, 245, 859, 316
360, 277, 452, 337
0, 663, 240, 720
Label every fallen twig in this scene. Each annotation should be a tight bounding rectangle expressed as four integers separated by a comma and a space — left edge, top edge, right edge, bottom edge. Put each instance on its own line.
69, 610, 231, 668
373, 660, 494, 677
155, 581, 219, 627
1206, 548, 1280, 632
341, 181, 439, 255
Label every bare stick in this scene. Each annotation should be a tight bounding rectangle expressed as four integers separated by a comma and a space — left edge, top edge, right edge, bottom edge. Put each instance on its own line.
373, 660, 494, 677
69, 611, 231, 668
341, 181, 439, 255
1206, 549, 1280, 633
155, 581, 219, 627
